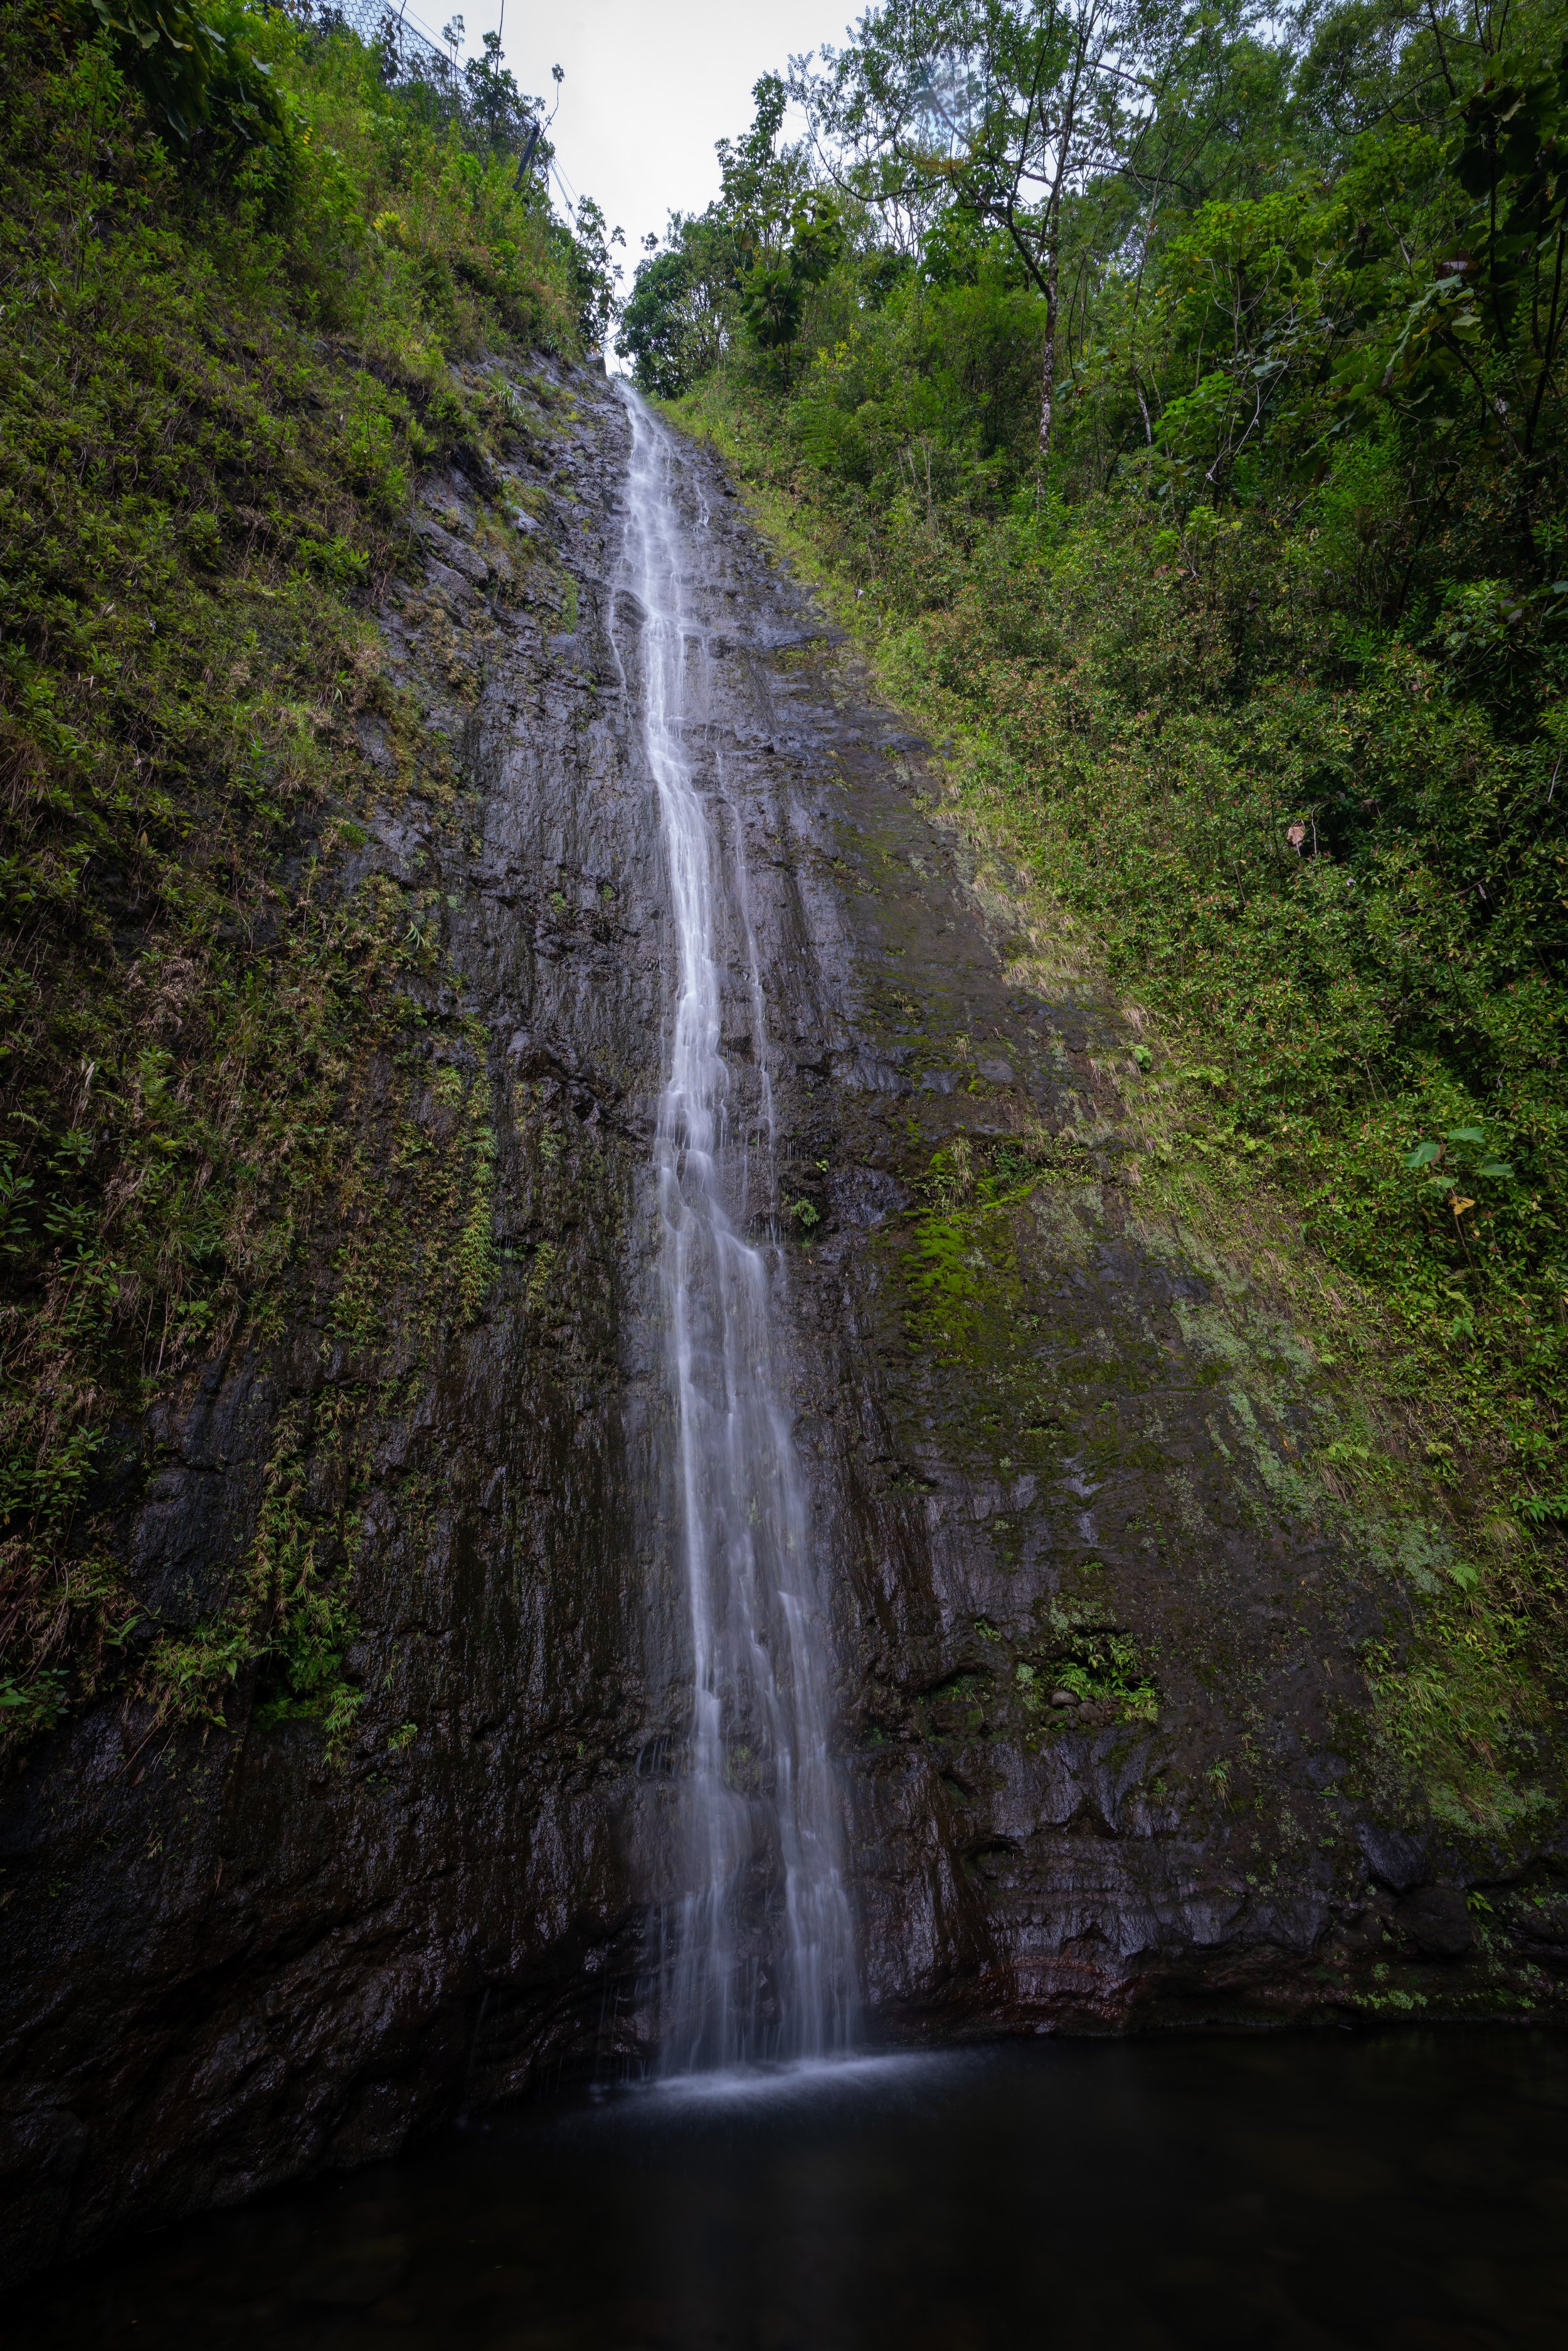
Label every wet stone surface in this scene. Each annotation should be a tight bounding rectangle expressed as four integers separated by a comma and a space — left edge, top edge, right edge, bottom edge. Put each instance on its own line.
617, 415, 1567, 2047
3, 357, 1565, 2288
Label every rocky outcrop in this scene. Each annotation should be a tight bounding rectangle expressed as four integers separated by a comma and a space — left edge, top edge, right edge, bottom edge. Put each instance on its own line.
3, 356, 1564, 2290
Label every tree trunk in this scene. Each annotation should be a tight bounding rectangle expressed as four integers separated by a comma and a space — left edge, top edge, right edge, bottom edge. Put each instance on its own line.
1037, 240, 1059, 477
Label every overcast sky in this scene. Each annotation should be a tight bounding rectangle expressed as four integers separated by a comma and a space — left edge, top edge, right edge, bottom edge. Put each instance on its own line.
408, 1, 856, 255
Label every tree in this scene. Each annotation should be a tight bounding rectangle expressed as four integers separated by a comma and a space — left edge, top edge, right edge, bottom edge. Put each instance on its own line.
737, 190, 845, 382
461, 28, 543, 154
793, 1, 1301, 470
615, 78, 838, 395
571, 195, 625, 351
1445, 31, 1568, 460
620, 246, 702, 396
711, 78, 842, 382
714, 73, 814, 268
796, 0, 1155, 469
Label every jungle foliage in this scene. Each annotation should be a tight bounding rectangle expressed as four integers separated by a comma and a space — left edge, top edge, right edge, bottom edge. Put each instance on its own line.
0, 2, 587, 1754
624, 0, 1568, 1796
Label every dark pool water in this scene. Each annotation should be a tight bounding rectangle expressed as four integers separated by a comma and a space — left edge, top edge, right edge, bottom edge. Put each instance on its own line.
21, 2032, 1568, 2350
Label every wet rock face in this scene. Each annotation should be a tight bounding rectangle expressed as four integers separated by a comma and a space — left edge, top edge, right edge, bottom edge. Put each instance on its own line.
0, 359, 662, 2283
575, 414, 1565, 2052
3, 359, 1565, 2288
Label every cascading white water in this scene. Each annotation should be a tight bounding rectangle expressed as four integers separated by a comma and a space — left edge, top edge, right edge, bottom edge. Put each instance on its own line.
611, 385, 856, 2072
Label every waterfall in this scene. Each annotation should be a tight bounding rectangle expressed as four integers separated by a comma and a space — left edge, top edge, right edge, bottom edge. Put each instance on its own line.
612, 385, 856, 2072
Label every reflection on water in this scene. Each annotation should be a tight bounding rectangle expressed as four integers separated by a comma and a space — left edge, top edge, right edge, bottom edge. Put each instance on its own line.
21, 2033, 1568, 2349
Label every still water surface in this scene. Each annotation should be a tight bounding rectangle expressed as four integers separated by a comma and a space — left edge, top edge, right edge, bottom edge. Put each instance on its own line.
21, 2033, 1568, 2350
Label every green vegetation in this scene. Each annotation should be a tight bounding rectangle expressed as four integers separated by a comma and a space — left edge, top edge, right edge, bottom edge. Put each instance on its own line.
904, 1130, 1096, 1354
0, 1, 593, 1759
1045, 1629, 1160, 1722
623, 0, 1568, 1825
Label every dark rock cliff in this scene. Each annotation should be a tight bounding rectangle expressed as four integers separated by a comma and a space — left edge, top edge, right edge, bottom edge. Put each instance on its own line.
3, 359, 1565, 2289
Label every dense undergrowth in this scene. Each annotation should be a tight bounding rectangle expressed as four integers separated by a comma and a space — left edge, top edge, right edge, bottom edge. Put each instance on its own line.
0, 3, 583, 1758
633, 0, 1568, 1829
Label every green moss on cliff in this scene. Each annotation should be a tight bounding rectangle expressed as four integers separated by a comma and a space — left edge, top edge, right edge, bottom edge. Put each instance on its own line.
675, 394, 1568, 1849
0, 5, 580, 1756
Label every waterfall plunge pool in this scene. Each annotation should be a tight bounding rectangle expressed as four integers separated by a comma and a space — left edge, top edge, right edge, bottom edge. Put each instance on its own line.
21, 2030, 1568, 2348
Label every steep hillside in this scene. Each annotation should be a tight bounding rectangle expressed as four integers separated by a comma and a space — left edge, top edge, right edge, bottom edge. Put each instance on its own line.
1, 3, 585, 1759
630, 0, 1568, 1852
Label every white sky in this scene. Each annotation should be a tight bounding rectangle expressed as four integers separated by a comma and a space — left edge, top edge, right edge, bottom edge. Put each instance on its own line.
405, 1, 856, 252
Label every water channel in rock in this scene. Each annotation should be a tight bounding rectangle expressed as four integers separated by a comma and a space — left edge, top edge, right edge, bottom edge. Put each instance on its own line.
19, 2031, 1568, 2348
612, 386, 855, 2071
